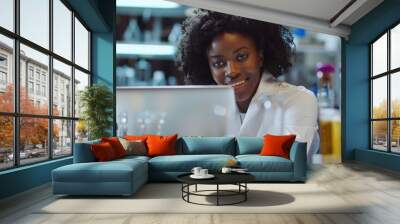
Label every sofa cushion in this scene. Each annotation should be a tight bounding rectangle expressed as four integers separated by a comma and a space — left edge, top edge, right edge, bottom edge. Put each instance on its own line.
149, 154, 235, 172
101, 137, 127, 158
52, 159, 147, 183
115, 155, 150, 163
119, 138, 147, 156
236, 137, 263, 155
124, 135, 149, 141
178, 137, 235, 155
147, 134, 178, 157
260, 134, 296, 159
236, 155, 293, 172
91, 142, 118, 161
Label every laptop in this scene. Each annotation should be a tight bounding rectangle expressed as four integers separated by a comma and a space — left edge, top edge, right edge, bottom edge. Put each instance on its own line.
116, 86, 241, 137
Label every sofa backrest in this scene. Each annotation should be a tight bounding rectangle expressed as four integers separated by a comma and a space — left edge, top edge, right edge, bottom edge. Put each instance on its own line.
73, 139, 100, 163
177, 137, 236, 155
235, 137, 263, 155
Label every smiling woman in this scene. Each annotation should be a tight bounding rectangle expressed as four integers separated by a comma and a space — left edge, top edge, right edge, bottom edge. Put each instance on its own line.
176, 9, 319, 161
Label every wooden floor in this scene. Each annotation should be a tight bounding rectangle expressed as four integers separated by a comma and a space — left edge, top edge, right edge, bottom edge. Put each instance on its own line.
1, 162, 400, 224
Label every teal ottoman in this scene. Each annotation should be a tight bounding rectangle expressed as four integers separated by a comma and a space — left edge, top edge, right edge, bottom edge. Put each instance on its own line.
52, 156, 148, 196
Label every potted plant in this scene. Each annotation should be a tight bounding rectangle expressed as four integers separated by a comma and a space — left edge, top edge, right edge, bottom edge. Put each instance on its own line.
79, 84, 113, 140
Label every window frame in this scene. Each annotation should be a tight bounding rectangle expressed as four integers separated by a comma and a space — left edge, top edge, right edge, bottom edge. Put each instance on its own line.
0, 0, 92, 171
370, 20, 400, 154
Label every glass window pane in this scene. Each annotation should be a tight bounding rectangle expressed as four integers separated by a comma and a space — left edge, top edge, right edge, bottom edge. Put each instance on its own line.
391, 120, 400, 153
0, 0, 14, 31
74, 69, 89, 118
20, 117, 49, 165
372, 77, 387, 119
20, 0, 49, 49
53, 59, 72, 117
391, 24, 400, 70
74, 17, 89, 70
391, 72, 400, 118
75, 120, 88, 143
53, 0, 72, 60
0, 35, 14, 112
53, 119, 72, 158
372, 33, 387, 76
20, 44, 49, 115
0, 116, 13, 170
372, 121, 388, 151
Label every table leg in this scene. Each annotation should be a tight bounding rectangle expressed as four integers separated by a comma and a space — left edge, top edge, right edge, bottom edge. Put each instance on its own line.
245, 183, 247, 201
217, 184, 219, 206
195, 184, 197, 192
187, 184, 190, 202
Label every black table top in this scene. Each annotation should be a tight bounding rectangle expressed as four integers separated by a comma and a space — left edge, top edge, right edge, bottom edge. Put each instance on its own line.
177, 172, 255, 185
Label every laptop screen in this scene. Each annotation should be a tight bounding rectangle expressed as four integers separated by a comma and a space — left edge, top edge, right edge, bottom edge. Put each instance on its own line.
116, 86, 241, 136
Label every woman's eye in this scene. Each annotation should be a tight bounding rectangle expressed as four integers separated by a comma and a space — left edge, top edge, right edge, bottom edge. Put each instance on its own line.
236, 53, 248, 62
212, 60, 226, 68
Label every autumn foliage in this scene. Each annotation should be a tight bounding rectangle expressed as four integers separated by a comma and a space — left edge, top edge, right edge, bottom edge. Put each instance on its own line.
372, 99, 400, 141
0, 84, 59, 150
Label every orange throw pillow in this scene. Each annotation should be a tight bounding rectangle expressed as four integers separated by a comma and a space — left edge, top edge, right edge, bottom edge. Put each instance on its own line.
260, 134, 296, 159
124, 135, 149, 141
91, 142, 117, 161
101, 137, 127, 158
146, 134, 178, 157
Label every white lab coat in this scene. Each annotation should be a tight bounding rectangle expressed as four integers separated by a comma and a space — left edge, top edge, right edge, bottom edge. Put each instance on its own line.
238, 74, 319, 161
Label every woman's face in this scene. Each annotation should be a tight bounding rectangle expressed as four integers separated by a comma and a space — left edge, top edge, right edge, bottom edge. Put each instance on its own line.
207, 32, 263, 106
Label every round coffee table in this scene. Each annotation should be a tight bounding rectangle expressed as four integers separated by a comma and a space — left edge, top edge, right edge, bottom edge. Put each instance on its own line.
177, 173, 255, 206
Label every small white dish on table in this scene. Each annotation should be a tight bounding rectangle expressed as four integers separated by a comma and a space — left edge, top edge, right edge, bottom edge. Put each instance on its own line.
190, 174, 215, 179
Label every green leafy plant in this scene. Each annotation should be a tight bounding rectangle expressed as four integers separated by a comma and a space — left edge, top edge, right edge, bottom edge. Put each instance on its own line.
79, 84, 113, 140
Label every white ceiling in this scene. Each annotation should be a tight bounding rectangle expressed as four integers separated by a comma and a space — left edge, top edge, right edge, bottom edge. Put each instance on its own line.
170, 0, 384, 38
227, 0, 352, 22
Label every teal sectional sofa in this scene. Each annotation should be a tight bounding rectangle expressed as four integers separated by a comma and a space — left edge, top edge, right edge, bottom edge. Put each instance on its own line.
52, 137, 307, 196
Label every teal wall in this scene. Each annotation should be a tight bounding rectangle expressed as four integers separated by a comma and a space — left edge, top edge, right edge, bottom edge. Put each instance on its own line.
0, 0, 115, 200
343, 0, 400, 171
0, 158, 72, 199
91, 0, 116, 135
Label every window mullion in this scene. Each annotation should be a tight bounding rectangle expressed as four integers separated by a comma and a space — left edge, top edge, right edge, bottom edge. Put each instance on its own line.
49, 0, 53, 160
370, 45, 373, 149
13, 0, 20, 167
71, 10, 76, 155
388, 30, 391, 152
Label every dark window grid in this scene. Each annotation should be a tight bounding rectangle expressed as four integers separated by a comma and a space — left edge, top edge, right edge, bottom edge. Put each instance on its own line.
0, 0, 91, 171
0, 111, 78, 120
49, 0, 53, 159
0, 27, 90, 75
369, 26, 399, 153
71, 6, 76, 144
371, 67, 400, 79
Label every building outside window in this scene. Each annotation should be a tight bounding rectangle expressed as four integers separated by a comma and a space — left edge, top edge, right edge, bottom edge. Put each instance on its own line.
28, 81, 34, 94
0, 54, 7, 67
28, 66, 34, 80
0, 71, 6, 83
41, 85, 46, 97
35, 70, 40, 81
0, 54, 7, 88
41, 73, 46, 83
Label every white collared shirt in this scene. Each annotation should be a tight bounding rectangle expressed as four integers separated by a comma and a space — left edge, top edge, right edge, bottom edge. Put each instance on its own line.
238, 74, 319, 161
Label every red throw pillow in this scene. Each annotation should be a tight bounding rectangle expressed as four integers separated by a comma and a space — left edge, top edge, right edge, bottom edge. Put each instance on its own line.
146, 134, 178, 157
260, 134, 296, 159
101, 137, 127, 158
91, 142, 117, 161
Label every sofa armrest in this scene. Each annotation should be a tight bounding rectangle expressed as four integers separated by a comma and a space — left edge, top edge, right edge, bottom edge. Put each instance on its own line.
289, 142, 307, 181
73, 140, 100, 163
